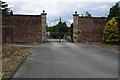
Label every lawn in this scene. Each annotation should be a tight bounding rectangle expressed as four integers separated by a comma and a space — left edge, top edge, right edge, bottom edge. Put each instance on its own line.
2, 45, 31, 77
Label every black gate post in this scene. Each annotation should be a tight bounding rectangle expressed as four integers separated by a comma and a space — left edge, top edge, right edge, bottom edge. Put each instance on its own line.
59, 17, 62, 42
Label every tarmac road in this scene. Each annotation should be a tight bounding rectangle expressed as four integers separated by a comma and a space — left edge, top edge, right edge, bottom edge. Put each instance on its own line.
13, 42, 118, 78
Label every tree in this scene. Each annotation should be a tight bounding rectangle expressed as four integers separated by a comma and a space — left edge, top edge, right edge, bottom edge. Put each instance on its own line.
85, 11, 92, 17
103, 17, 120, 44
0, 0, 12, 15
57, 21, 68, 39
48, 21, 69, 39
108, 1, 120, 18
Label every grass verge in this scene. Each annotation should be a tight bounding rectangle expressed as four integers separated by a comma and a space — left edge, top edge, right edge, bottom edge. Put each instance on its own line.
2, 45, 31, 77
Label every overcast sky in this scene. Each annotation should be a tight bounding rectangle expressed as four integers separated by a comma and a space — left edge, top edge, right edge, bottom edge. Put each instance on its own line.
3, 0, 120, 24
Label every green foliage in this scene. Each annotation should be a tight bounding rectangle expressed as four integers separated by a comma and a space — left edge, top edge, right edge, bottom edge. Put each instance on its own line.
103, 17, 120, 44
48, 22, 70, 39
108, 2, 120, 18
85, 11, 92, 17
0, 0, 12, 15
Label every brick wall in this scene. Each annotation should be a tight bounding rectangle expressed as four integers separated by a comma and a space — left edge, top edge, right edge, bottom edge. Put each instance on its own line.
77, 17, 109, 42
2, 15, 42, 43
2, 26, 14, 43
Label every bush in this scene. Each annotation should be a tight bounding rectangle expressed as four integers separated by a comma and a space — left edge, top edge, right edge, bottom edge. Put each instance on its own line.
103, 17, 120, 44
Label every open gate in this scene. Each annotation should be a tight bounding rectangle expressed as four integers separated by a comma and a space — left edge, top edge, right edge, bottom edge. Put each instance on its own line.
46, 17, 73, 42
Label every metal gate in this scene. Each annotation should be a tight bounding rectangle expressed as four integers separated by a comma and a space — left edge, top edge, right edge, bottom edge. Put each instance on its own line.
46, 17, 73, 42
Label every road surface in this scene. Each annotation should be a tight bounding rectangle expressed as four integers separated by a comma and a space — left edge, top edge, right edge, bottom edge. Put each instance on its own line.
13, 42, 118, 78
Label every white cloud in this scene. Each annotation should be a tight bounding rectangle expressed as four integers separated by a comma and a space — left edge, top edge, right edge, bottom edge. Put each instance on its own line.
10, 2, 87, 16
2, 0, 118, 23
3, 0, 120, 2
92, 5, 109, 10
